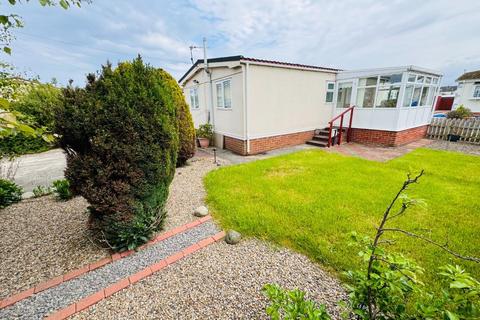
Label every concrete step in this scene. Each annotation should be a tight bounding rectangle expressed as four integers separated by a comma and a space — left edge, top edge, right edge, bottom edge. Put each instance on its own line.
306, 140, 328, 147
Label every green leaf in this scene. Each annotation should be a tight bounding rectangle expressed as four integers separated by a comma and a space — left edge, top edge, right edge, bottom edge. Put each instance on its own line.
59, 0, 69, 9
445, 311, 459, 320
3, 47, 12, 55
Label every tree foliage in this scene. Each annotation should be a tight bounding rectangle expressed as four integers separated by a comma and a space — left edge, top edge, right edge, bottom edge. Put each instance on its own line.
154, 69, 195, 167
55, 56, 179, 251
1, 0, 89, 54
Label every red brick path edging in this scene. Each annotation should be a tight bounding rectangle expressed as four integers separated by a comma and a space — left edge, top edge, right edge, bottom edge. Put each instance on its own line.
0, 215, 213, 310
44, 230, 226, 320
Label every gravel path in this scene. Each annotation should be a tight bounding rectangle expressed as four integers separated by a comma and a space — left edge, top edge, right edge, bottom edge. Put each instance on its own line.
426, 140, 480, 156
72, 239, 347, 320
0, 196, 107, 300
164, 156, 226, 230
0, 221, 219, 320
0, 156, 220, 300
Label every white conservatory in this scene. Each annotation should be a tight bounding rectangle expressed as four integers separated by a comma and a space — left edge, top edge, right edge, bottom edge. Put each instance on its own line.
333, 66, 442, 132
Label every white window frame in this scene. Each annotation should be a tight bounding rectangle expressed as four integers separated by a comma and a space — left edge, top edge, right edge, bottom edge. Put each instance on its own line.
472, 84, 480, 99
325, 81, 335, 103
216, 79, 232, 109
189, 88, 199, 110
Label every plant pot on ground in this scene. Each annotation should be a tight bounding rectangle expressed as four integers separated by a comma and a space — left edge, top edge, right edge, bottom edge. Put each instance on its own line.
196, 123, 213, 149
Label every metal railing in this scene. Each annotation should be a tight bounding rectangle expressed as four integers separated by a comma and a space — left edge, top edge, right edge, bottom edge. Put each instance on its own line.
327, 106, 354, 147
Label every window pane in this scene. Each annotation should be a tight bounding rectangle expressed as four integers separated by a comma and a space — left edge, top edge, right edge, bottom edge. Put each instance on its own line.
194, 89, 199, 108
379, 74, 402, 85
403, 85, 414, 107
427, 87, 435, 106
216, 83, 223, 108
336, 82, 353, 108
411, 85, 422, 106
425, 77, 432, 84
356, 87, 375, 108
408, 73, 416, 82
326, 91, 333, 103
432, 78, 439, 84
420, 86, 429, 106
358, 77, 378, 87
474, 85, 480, 98
376, 86, 400, 108
327, 82, 335, 90
416, 75, 424, 83
223, 81, 231, 108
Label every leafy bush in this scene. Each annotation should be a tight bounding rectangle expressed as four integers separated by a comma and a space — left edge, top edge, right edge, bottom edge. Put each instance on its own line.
196, 123, 213, 141
52, 179, 72, 200
55, 56, 179, 251
10, 82, 61, 129
0, 134, 50, 155
32, 185, 52, 198
0, 178, 22, 208
447, 105, 473, 119
155, 69, 195, 167
263, 284, 331, 320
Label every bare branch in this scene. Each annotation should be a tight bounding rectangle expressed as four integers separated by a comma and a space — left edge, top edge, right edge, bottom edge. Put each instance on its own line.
382, 228, 480, 263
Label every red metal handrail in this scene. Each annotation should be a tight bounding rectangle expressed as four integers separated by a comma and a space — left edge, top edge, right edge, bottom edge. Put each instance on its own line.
327, 106, 354, 147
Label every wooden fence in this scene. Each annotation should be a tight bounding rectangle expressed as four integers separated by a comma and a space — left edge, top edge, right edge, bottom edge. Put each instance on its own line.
427, 118, 480, 144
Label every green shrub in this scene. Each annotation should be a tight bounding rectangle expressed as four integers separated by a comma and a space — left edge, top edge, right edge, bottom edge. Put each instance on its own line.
55, 56, 179, 251
0, 134, 50, 155
10, 82, 61, 129
52, 179, 72, 200
447, 105, 473, 119
32, 185, 52, 198
263, 284, 331, 320
155, 69, 195, 167
0, 178, 23, 208
196, 123, 213, 141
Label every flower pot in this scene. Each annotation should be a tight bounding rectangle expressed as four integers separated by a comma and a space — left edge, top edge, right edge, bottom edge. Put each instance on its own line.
447, 134, 460, 142
197, 137, 210, 148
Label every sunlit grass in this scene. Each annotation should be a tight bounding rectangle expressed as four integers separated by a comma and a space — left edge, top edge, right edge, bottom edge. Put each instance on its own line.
205, 148, 480, 290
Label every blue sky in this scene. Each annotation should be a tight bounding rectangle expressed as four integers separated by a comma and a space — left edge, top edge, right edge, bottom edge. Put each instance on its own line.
3, 0, 480, 85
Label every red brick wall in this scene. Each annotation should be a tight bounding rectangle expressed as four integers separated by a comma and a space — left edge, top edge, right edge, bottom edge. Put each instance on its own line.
223, 130, 315, 155
351, 125, 428, 146
224, 136, 247, 155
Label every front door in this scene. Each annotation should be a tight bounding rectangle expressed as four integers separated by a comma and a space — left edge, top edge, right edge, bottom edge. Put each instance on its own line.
336, 81, 353, 109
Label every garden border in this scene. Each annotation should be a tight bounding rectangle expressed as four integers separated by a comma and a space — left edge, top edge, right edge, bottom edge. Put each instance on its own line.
0, 215, 213, 310
44, 229, 226, 320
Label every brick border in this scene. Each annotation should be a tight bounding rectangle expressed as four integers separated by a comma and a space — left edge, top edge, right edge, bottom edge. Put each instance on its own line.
0, 215, 213, 310
44, 230, 226, 320
350, 125, 428, 146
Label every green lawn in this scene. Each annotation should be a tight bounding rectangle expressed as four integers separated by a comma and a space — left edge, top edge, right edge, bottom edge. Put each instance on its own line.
204, 148, 480, 289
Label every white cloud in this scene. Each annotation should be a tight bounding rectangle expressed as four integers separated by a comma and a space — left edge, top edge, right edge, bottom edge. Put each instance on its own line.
138, 33, 190, 56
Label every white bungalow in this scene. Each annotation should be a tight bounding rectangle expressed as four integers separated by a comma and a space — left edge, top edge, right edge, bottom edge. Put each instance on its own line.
453, 70, 480, 114
179, 56, 442, 155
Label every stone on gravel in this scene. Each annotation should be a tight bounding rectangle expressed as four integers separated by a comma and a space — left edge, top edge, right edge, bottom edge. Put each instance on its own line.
225, 230, 241, 244
193, 205, 209, 217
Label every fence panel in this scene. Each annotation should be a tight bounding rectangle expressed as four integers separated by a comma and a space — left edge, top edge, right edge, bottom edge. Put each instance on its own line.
427, 118, 480, 144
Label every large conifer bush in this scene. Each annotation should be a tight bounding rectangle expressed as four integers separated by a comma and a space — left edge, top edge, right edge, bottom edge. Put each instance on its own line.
55, 57, 179, 251
155, 69, 195, 167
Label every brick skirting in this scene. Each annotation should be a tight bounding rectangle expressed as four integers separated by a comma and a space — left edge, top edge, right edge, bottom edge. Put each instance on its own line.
224, 130, 315, 155
350, 125, 428, 146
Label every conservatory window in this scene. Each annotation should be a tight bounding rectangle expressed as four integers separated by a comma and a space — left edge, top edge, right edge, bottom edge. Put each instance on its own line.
403, 85, 414, 107
356, 76, 377, 108
376, 85, 400, 108
416, 75, 425, 83
407, 73, 416, 82
420, 86, 430, 106
411, 85, 422, 106
336, 82, 353, 108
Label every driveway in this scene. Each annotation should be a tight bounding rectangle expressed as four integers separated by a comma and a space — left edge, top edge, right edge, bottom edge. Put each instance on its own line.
4, 149, 66, 193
